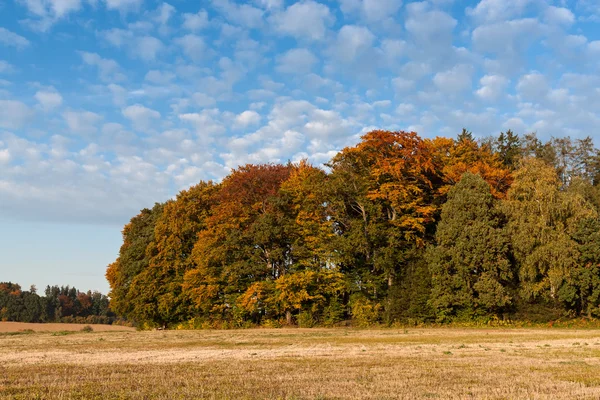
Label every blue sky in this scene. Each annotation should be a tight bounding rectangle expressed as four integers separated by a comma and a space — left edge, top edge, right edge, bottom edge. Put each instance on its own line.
1, 0, 599, 293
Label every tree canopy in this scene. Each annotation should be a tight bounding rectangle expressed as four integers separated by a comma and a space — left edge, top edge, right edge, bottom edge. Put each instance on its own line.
107, 130, 600, 327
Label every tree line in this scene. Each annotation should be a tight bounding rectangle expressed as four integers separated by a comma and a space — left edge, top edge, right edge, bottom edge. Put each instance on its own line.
0, 282, 118, 324
107, 130, 600, 328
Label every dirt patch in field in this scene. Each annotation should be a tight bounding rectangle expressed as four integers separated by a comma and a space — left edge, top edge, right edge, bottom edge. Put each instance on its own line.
0, 321, 135, 333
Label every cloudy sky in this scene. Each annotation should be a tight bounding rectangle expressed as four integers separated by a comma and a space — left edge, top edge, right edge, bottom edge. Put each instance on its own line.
1, 0, 599, 293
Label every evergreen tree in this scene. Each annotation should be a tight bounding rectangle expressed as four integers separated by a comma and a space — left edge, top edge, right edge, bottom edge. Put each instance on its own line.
428, 173, 513, 320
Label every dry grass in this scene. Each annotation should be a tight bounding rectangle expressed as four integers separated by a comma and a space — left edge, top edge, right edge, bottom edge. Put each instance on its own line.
0, 322, 135, 333
2, 327, 600, 399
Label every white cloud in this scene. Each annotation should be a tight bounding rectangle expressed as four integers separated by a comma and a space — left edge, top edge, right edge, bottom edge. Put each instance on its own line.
212, 0, 264, 29
182, 9, 209, 31
103, 0, 142, 12
17, 0, 81, 30
175, 35, 206, 61
100, 28, 133, 47
392, 77, 415, 92
35, 90, 63, 111
63, 110, 102, 135
329, 25, 376, 63
153, 2, 175, 26
276, 48, 318, 74
433, 64, 474, 93
234, 110, 261, 128
192, 92, 216, 107
472, 18, 547, 68
516, 72, 549, 100
253, 0, 282, 9
122, 104, 161, 132
339, 0, 402, 22
108, 84, 127, 107
79, 51, 125, 82
405, 2, 457, 47
136, 36, 164, 61
0, 61, 14, 74
0, 148, 10, 164
0, 28, 31, 49
0, 100, 33, 129
475, 74, 509, 100
179, 109, 225, 136
544, 6, 575, 26
271, 0, 334, 41
395, 103, 415, 116
145, 70, 175, 84
467, 0, 535, 23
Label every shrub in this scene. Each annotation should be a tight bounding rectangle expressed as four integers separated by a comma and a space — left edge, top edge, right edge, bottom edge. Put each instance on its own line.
81, 325, 94, 333
297, 311, 314, 328
349, 295, 381, 327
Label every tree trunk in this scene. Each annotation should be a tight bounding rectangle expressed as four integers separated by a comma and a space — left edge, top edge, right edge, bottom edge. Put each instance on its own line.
286, 310, 292, 325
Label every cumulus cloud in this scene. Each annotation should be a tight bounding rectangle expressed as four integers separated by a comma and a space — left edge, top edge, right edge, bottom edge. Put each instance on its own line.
0, 61, 14, 74
234, 110, 261, 128
433, 64, 474, 93
99, 29, 164, 61
122, 104, 161, 132
136, 36, 164, 61
63, 110, 102, 135
103, 0, 142, 12
0, 28, 31, 49
182, 9, 209, 31
0, 100, 34, 129
175, 35, 206, 61
79, 51, 126, 82
270, 0, 334, 41
276, 48, 318, 74
544, 6, 575, 26
329, 25, 376, 63
405, 2, 457, 47
516, 72, 549, 100
17, 0, 81, 30
339, 0, 402, 22
212, 0, 264, 28
475, 75, 509, 100
0, 148, 10, 164
35, 90, 63, 111
467, 0, 536, 23
4, 0, 600, 228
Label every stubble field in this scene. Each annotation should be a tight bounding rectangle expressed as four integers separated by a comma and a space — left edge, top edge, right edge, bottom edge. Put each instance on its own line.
2, 324, 600, 399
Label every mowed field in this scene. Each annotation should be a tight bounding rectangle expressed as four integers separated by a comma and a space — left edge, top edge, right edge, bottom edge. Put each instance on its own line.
0, 322, 135, 333
2, 324, 600, 399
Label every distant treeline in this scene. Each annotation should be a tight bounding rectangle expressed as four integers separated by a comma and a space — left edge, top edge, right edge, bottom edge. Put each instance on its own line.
0, 282, 119, 324
107, 130, 600, 328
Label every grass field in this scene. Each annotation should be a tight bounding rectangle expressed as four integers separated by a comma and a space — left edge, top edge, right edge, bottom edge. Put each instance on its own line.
2, 324, 600, 399
0, 322, 135, 333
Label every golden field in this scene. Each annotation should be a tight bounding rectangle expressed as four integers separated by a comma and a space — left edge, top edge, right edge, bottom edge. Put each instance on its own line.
2, 324, 600, 399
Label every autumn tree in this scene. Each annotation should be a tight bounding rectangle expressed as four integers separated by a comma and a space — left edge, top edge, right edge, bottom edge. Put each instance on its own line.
503, 158, 596, 306
183, 164, 294, 321
430, 133, 513, 199
105, 203, 163, 321
124, 182, 218, 327
327, 130, 438, 322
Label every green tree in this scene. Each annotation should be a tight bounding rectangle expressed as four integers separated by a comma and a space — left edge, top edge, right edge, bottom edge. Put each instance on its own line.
428, 173, 513, 320
503, 158, 596, 304
496, 130, 521, 170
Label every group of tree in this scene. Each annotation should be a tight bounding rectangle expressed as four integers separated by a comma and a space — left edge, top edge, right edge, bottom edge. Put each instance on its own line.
0, 283, 117, 324
107, 129, 600, 328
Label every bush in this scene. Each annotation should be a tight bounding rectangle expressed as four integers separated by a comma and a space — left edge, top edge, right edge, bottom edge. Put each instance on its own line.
322, 298, 345, 326
81, 325, 94, 333
297, 311, 314, 328
350, 295, 381, 327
